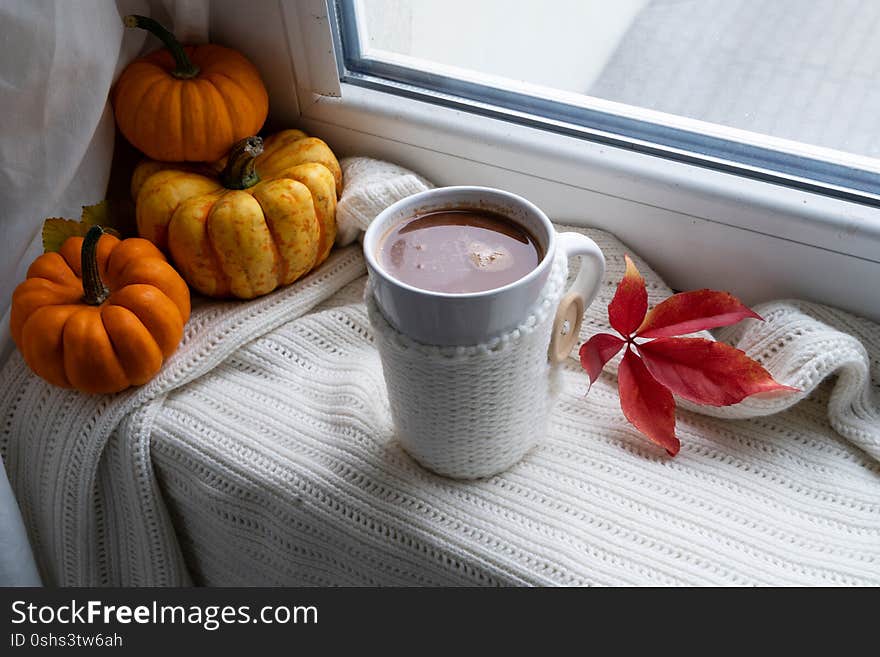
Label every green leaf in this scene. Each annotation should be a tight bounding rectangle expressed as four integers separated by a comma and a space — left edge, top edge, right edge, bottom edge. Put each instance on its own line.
42, 218, 91, 253
41, 200, 130, 253
81, 199, 135, 231
80, 201, 112, 227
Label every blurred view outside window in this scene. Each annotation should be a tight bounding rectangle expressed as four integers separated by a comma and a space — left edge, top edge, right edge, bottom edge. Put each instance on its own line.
357, 0, 880, 163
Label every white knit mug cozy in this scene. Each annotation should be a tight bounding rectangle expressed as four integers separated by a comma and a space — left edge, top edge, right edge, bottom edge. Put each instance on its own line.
364, 187, 605, 478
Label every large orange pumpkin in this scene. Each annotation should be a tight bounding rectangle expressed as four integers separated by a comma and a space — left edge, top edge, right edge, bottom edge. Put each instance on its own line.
131, 131, 342, 299
113, 15, 268, 162
10, 227, 190, 394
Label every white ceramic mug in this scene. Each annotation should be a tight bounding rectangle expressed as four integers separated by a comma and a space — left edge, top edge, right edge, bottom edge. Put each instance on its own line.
363, 186, 605, 346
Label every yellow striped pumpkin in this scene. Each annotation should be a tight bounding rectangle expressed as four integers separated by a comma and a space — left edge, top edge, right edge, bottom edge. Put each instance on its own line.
131, 130, 342, 299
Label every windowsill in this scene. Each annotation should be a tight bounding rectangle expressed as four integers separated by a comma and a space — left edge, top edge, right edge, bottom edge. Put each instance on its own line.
294, 83, 880, 321
308, 83, 880, 253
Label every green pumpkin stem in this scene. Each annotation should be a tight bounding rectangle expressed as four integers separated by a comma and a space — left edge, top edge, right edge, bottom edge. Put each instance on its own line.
221, 137, 264, 190
123, 15, 200, 79
82, 226, 109, 306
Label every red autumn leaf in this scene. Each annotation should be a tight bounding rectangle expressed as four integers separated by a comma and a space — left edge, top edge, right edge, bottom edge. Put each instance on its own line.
617, 348, 680, 455
608, 254, 647, 337
580, 254, 797, 455
637, 289, 763, 338
579, 333, 625, 385
637, 337, 798, 406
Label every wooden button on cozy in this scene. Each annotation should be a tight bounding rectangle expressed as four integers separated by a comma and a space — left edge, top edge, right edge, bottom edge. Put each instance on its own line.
549, 291, 585, 364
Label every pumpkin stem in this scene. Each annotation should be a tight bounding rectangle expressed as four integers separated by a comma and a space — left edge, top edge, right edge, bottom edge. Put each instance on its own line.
221, 136, 264, 190
82, 226, 109, 306
124, 15, 200, 79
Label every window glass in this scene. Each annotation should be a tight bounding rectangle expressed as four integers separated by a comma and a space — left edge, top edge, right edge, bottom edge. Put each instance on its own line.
341, 0, 880, 200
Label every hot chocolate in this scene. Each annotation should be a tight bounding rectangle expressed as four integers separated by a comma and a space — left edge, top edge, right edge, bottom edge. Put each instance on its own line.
377, 209, 543, 294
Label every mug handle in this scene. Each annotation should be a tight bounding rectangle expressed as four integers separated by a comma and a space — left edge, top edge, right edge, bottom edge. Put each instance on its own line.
548, 232, 606, 363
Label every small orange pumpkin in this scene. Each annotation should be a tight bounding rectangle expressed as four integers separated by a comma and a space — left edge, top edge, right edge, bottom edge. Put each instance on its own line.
113, 15, 268, 162
10, 226, 190, 394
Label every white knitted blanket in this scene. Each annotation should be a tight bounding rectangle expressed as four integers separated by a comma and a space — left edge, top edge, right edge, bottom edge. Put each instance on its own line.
1, 158, 878, 586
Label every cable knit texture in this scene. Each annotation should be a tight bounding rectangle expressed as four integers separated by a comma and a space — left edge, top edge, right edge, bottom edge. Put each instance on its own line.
1, 156, 878, 586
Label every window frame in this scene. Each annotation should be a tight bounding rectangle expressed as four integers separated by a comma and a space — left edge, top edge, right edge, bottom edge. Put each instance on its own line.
280, 0, 880, 321
336, 0, 880, 205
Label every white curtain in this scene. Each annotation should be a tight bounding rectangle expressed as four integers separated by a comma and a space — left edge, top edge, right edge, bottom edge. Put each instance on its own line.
0, 0, 208, 586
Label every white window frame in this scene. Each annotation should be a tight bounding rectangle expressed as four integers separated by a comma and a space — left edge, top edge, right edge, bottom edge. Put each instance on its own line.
280, 0, 880, 321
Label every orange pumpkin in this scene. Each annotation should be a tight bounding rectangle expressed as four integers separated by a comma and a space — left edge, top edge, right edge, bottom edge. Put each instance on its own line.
131, 132, 341, 299
113, 15, 268, 162
10, 226, 190, 394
